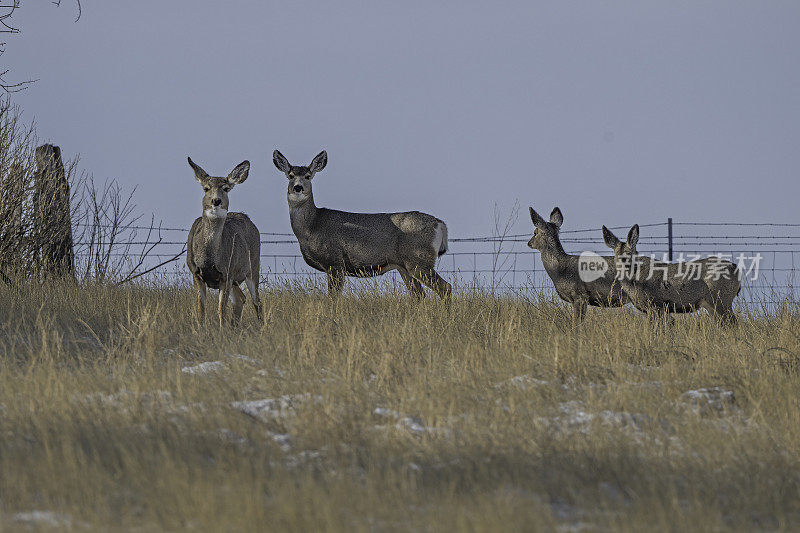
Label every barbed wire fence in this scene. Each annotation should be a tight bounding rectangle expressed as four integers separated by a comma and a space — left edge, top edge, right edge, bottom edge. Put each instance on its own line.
71, 219, 800, 309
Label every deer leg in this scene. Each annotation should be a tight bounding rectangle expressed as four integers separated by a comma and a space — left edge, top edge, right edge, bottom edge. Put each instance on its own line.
572, 299, 588, 324
417, 267, 451, 301
721, 309, 738, 326
327, 270, 345, 297
231, 285, 245, 326
703, 298, 738, 327
218, 282, 231, 328
193, 273, 206, 325
398, 267, 425, 299
648, 307, 673, 328
245, 276, 263, 322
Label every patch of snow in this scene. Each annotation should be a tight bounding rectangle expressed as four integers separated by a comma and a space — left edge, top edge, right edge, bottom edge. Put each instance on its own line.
549, 499, 584, 522
679, 387, 737, 416
494, 374, 550, 389
283, 449, 324, 469
556, 522, 596, 532
373, 407, 402, 419
558, 401, 597, 427
626, 363, 661, 374
398, 416, 427, 434
548, 401, 653, 436
226, 353, 257, 364
560, 376, 607, 392
80, 390, 203, 419
83, 389, 173, 407
217, 428, 249, 447
231, 394, 321, 422
598, 481, 627, 504
255, 367, 287, 378
12, 511, 70, 528
372, 407, 445, 435
267, 431, 292, 452
623, 381, 663, 390
181, 361, 226, 375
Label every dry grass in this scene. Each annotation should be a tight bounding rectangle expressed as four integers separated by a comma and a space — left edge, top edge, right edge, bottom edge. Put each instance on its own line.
1, 281, 800, 531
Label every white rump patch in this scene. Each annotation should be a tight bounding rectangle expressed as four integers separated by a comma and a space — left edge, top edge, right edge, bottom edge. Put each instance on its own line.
431, 222, 447, 255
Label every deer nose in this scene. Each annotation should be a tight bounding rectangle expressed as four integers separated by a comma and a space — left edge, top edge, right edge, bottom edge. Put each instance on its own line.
293, 185, 304, 193
212, 198, 222, 206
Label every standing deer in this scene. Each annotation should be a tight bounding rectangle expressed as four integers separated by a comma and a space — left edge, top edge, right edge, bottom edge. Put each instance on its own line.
528, 206, 628, 323
186, 157, 262, 326
602, 224, 740, 324
272, 150, 451, 299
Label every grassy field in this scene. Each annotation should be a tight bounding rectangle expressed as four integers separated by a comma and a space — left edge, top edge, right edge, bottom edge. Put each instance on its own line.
1, 281, 799, 531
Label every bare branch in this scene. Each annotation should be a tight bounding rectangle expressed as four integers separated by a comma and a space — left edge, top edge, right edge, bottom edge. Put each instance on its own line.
51, 0, 81, 22
0, 0, 81, 92
115, 247, 186, 286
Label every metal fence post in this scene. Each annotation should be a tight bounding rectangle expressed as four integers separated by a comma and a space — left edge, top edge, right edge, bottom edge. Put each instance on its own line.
667, 217, 673, 262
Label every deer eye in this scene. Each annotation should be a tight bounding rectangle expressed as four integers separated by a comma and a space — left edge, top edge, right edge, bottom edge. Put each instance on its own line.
223, 186, 231, 192
203, 187, 210, 192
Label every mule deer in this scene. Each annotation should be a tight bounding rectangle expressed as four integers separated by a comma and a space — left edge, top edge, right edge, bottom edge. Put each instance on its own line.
602, 224, 740, 324
186, 157, 262, 326
528, 206, 628, 322
272, 150, 451, 299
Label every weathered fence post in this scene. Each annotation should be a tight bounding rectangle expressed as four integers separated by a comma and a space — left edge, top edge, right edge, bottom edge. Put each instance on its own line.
33, 144, 74, 280
667, 217, 673, 262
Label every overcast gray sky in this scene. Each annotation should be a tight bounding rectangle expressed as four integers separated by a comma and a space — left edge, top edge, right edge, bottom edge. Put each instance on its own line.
5, 1, 799, 239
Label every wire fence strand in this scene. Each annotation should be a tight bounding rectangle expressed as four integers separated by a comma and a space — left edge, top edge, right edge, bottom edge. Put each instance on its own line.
71, 220, 800, 308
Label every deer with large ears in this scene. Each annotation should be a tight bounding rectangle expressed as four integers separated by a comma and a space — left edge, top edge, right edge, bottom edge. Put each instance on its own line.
273, 149, 451, 299
602, 224, 740, 324
527, 206, 628, 323
186, 157, 262, 326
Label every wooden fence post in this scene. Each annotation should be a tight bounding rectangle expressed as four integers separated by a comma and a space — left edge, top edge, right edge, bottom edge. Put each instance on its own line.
33, 144, 74, 280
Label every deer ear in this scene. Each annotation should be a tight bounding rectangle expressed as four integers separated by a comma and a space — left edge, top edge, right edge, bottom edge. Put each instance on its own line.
627, 224, 640, 249
227, 160, 250, 185
309, 150, 327, 175
273, 150, 290, 173
529, 207, 546, 228
549, 207, 563, 228
188, 157, 209, 184
602, 225, 621, 249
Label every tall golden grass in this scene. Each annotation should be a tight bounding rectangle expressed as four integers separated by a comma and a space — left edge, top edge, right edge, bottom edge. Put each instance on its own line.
1, 280, 799, 531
